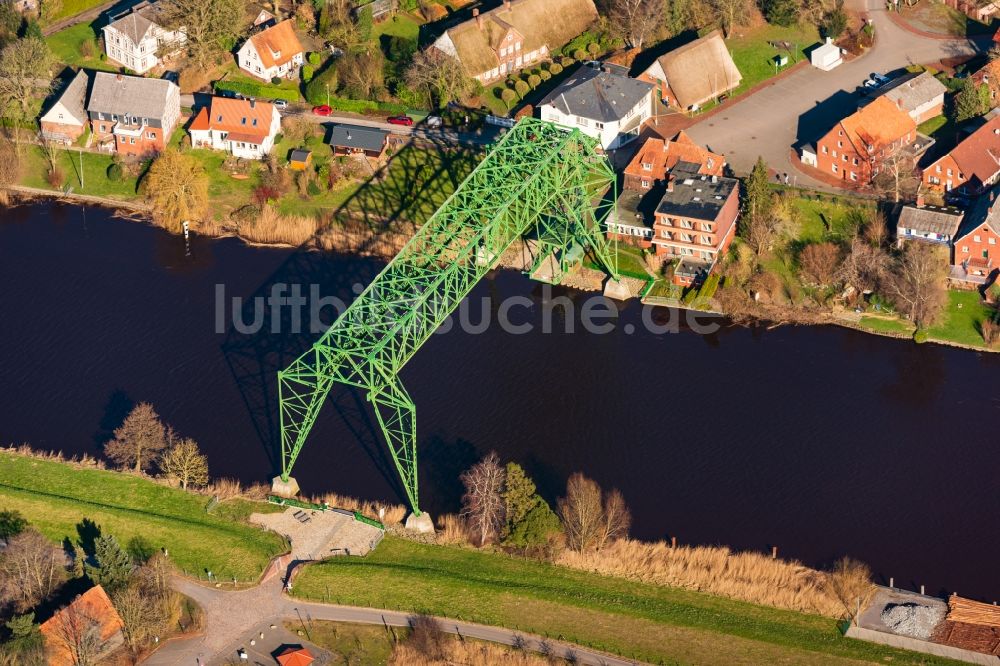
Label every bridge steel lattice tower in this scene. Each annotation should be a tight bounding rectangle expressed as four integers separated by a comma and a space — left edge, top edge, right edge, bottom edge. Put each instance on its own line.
276, 118, 621, 517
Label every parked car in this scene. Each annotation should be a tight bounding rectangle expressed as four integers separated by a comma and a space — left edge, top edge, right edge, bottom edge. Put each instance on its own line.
312, 104, 333, 116
387, 115, 413, 126
871, 72, 889, 84
863, 79, 879, 89
426, 115, 443, 128
272, 100, 288, 110
219, 89, 238, 99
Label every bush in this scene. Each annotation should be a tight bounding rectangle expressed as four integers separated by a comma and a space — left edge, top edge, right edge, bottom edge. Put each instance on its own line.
107, 162, 124, 181
46, 167, 64, 189
514, 79, 529, 97
982, 317, 1000, 345
306, 180, 321, 196
573, 48, 587, 60
271, 76, 282, 85
527, 74, 541, 88
500, 88, 516, 109
308, 51, 321, 66
539, 69, 552, 81
586, 42, 600, 57
550, 62, 563, 75
302, 64, 314, 82
913, 329, 928, 344
79, 39, 95, 58
215, 80, 298, 102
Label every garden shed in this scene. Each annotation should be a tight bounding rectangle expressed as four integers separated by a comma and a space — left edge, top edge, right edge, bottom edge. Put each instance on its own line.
810, 38, 843, 71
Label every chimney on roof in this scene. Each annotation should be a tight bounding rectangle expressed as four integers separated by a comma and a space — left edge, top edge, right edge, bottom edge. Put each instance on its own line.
503, 0, 510, 8
666, 174, 674, 192
473, 8, 481, 28
916, 192, 925, 208
249, 98, 255, 109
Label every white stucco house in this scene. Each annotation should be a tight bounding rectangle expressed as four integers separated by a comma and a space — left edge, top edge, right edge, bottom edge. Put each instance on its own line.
102, 2, 186, 74
188, 96, 281, 159
236, 19, 304, 81
537, 63, 654, 150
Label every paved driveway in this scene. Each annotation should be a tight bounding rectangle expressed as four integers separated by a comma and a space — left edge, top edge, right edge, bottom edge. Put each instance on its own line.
686, 0, 988, 185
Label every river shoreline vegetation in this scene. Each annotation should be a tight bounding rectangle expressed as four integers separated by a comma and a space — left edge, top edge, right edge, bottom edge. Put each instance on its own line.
0, 440, 967, 666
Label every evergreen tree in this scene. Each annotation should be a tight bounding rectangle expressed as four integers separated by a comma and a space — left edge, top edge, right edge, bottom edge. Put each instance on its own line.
506, 500, 562, 548
741, 156, 773, 237
502, 463, 537, 538
86, 534, 133, 592
954, 79, 988, 122
0, 509, 27, 539
763, 0, 798, 26
5, 612, 36, 638
71, 543, 86, 579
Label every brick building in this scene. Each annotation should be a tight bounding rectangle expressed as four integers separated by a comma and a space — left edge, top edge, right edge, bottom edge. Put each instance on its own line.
814, 96, 917, 184
39, 70, 89, 145
951, 186, 1000, 284
87, 72, 180, 157
651, 162, 739, 285
622, 131, 725, 192
922, 114, 1000, 195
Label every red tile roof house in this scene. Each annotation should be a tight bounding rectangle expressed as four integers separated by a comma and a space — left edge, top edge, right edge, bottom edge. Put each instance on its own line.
814, 96, 917, 184
87, 71, 181, 157
950, 186, 1000, 285
608, 132, 726, 250
237, 19, 304, 81
39, 69, 89, 146
189, 96, 281, 159
430, 0, 598, 84
40, 585, 124, 666
637, 161, 739, 286
922, 114, 1000, 196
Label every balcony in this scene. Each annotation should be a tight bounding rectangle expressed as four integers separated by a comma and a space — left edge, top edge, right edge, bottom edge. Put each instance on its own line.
112, 122, 144, 138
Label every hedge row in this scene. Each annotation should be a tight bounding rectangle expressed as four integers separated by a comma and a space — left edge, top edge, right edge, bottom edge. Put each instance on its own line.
214, 80, 300, 102
313, 95, 410, 115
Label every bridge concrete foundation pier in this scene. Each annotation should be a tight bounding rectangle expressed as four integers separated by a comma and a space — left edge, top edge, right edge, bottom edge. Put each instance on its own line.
404, 512, 435, 534
271, 475, 300, 498
603, 279, 631, 301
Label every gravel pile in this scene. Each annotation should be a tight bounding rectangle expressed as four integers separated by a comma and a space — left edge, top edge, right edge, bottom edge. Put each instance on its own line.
881, 602, 945, 639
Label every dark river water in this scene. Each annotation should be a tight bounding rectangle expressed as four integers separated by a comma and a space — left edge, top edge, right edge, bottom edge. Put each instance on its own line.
2, 201, 999, 600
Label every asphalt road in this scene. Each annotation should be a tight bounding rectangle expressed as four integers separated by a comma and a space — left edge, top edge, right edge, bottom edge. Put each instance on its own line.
144, 573, 640, 666
686, 0, 989, 185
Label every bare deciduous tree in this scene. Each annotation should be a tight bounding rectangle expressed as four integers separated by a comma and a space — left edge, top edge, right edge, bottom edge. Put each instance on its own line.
0, 37, 52, 138
608, 0, 665, 49
46, 599, 106, 666
340, 51, 386, 100
887, 241, 948, 328
159, 0, 247, 67
160, 436, 209, 489
558, 473, 631, 552
798, 242, 842, 286
460, 451, 506, 547
112, 583, 168, 655
407, 614, 447, 660
862, 209, 889, 249
142, 149, 210, 232
873, 151, 919, 203
744, 212, 781, 256
0, 529, 67, 612
104, 403, 167, 473
838, 234, 890, 294
405, 48, 475, 109
710, 0, 753, 36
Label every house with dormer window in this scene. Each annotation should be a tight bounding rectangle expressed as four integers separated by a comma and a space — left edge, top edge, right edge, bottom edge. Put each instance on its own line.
87, 72, 180, 156
237, 19, 304, 81
431, 0, 597, 84
102, 2, 186, 75
189, 96, 281, 159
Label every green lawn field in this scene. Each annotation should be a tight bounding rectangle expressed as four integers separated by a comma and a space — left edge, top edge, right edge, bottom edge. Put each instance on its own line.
0, 452, 286, 581
292, 536, 963, 665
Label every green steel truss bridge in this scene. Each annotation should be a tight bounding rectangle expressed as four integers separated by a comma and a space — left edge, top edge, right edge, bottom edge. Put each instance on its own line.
277, 118, 621, 515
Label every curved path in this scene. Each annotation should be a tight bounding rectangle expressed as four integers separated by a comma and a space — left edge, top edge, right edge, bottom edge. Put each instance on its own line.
686, 0, 990, 187
143, 559, 640, 666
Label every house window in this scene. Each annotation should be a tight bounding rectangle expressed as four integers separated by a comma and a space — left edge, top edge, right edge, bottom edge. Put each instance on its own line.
507, 34, 512, 41
832, 150, 837, 158
147, 131, 156, 139
832, 164, 838, 173
595, 122, 604, 130
850, 172, 857, 181
974, 235, 981, 242
661, 229, 668, 238
990, 237, 996, 245
963, 246, 969, 253
641, 180, 649, 188
100, 124, 106, 132
947, 168, 953, 176
515, 42, 521, 51
842, 154, 847, 162
837, 141, 842, 147
936, 165, 941, 173
500, 47, 507, 57
642, 162, 652, 170
129, 138, 135, 144
821, 145, 828, 154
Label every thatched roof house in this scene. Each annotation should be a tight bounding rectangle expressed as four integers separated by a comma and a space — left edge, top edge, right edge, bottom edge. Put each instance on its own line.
640, 30, 742, 110
431, 0, 597, 83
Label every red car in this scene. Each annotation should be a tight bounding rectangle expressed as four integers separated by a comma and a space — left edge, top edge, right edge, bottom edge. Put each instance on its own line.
387, 115, 413, 127
312, 105, 333, 116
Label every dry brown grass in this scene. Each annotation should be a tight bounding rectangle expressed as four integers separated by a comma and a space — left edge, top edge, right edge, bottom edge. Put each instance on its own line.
555, 538, 864, 617
203, 477, 269, 501
2, 444, 108, 470
434, 513, 472, 545
391, 637, 552, 665
306, 490, 407, 526
232, 205, 320, 245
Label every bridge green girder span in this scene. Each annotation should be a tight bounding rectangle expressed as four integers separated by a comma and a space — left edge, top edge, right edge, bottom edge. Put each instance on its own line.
277, 118, 620, 515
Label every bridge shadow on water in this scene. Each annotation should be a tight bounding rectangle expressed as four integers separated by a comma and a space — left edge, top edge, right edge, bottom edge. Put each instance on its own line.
220, 131, 483, 506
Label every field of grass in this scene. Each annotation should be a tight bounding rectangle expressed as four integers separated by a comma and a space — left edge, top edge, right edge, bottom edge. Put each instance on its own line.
927, 290, 993, 347
789, 195, 871, 243
373, 12, 422, 42
46, 22, 115, 71
217, 67, 303, 102
291, 621, 397, 665
292, 537, 962, 666
44, 0, 108, 23
727, 23, 821, 95
0, 451, 287, 580
17, 144, 141, 199
858, 316, 915, 335
918, 115, 949, 137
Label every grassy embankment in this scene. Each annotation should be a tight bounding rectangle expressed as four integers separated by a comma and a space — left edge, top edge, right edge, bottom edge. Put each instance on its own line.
727, 23, 822, 95
0, 451, 286, 581
292, 536, 963, 666
46, 22, 115, 72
